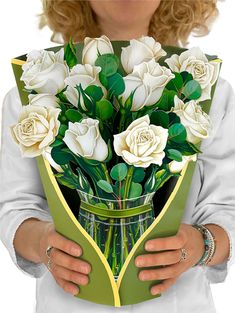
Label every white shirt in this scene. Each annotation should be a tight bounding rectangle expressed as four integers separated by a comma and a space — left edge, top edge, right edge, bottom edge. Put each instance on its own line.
0, 77, 235, 313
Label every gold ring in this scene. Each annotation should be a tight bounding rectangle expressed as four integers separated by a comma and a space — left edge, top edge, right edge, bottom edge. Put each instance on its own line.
179, 248, 188, 262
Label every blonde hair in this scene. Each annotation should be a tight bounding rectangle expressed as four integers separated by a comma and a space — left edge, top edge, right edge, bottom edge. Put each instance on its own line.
39, 0, 219, 46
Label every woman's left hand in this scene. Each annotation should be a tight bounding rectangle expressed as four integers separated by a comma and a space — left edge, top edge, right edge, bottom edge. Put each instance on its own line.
135, 223, 205, 296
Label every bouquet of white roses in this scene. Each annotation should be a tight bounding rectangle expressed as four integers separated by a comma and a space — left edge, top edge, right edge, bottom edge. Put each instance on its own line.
11, 35, 220, 279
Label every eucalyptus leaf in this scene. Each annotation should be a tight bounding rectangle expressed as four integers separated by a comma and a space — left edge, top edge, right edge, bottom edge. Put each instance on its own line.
110, 163, 128, 181
51, 147, 74, 165
95, 53, 119, 77
156, 90, 177, 111
85, 85, 103, 102
182, 80, 202, 100
96, 99, 114, 120
107, 73, 125, 96
168, 123, 187, 143
150, 110, 169, 128
59, 124, 68, 137
97, 180, 114, 193
65, 109, 82, 122
133, 168, 145, 183
166, 149, 183, 162
166, 72, 183, 92
129, 182, 142, 198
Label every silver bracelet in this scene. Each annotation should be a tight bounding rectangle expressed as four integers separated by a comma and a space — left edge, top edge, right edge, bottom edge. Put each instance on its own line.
192, 224, 217, 266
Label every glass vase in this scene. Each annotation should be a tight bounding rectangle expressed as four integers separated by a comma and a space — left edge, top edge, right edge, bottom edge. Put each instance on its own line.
77, 190, 155, 280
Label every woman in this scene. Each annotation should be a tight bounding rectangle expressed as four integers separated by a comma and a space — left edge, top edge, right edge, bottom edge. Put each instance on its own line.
0, 0, 234, 312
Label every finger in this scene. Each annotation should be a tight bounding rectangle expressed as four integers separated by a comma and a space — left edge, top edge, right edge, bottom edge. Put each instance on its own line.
52, 264, 89, 286
135, 250, 181, 268
47, 230, 83, 257
138, 262, 184, 281
55, 277, 80, 296
144, 231, 187, 252
50, 248, 91, 275
150, 276, 178, 295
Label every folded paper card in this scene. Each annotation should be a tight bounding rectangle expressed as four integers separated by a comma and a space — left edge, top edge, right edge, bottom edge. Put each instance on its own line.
11, 37, 221, 307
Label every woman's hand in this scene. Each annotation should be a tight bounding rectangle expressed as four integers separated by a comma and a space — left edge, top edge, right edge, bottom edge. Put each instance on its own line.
39, 222, 91, 296
135, 223, 205, 296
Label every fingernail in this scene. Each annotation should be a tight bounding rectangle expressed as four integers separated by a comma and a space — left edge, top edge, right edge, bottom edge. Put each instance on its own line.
72, 287, 79, 296
72, 247, 82, 256
151, 288, 159, 295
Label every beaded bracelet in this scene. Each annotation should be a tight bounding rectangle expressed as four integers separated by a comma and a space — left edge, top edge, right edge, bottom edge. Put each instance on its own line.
192, 224, 217, 266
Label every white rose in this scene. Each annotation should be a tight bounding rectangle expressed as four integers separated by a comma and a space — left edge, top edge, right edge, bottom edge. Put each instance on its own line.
169, 154, 197, 173
21, 49, 69, 95
28, 94, 60, 108
64, 64, 106, 110
165, 47, 221, 101
63, 119, 108, 162
82, 35, 114, 65
121, 59, 174, 111
113, 115, 168, 168
121, 36, 167, 74
10, 105, 61, 157
172, 96, 212, 144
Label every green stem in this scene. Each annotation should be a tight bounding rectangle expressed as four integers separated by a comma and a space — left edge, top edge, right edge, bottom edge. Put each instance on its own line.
119, 109, 126, 133
104, 218, 114, 259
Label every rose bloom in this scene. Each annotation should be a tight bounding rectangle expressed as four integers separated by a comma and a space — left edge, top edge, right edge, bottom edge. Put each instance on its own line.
165, 47, 221, 101
64, 64, 106, 110
114, 115, 168, 168
21, 48, 69, 95
121, 59, 174, 111
63, 118, 108, 162
172, 96, 212, 144
28, 93, 60, 108
121, 36, 166, 74
82, 35, 114, 65
168, 154, 197, 174
10, 105, 61, 157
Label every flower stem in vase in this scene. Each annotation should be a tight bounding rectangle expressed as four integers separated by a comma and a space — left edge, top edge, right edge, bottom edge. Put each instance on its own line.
104, 217, 115, 259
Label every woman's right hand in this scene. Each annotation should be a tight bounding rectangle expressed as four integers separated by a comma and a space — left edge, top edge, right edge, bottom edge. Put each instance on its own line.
39, 222, 91, 296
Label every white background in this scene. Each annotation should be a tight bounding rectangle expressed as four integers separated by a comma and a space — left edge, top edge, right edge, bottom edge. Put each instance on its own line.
0, 1, 234, 312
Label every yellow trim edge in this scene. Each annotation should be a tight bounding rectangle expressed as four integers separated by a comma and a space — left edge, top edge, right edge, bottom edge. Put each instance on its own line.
11, 58, 26, 66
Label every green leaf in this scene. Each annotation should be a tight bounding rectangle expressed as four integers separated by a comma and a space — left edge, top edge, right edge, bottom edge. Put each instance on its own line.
97, 180, 114, 193
99, 72, 109, 89
103, 140, 113, 163
95, 53, 119, 77
51, 147, 74, 165
166, 72, 183, 92
169, 123, 187, 143
166, 149, 183, 162
133, 168, 145, 183
167, 141, 201, 156
55, 173, 78, 189
156, 90, 177, 111
168, 112, 181, 125
150, 110, 169, 128
180, 71, 193, 85
65, 109, 82, 122
182, 80, 202, 100
76, 167, 92, 193
64, 37, 77, 69
107, 73, 125, 97
129, 182, 142, 198
110, 163, 128, 181
96, 99, 114, 120
59, 124, 68, 137
85, 85, 103, 102
75, 84, 93, 112
50, 139, 64, 148
122, 88, 137, 111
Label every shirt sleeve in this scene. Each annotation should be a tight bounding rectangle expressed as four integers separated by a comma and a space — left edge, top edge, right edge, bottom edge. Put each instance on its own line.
191, 77, 235, 284
0, 86, 53, 279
